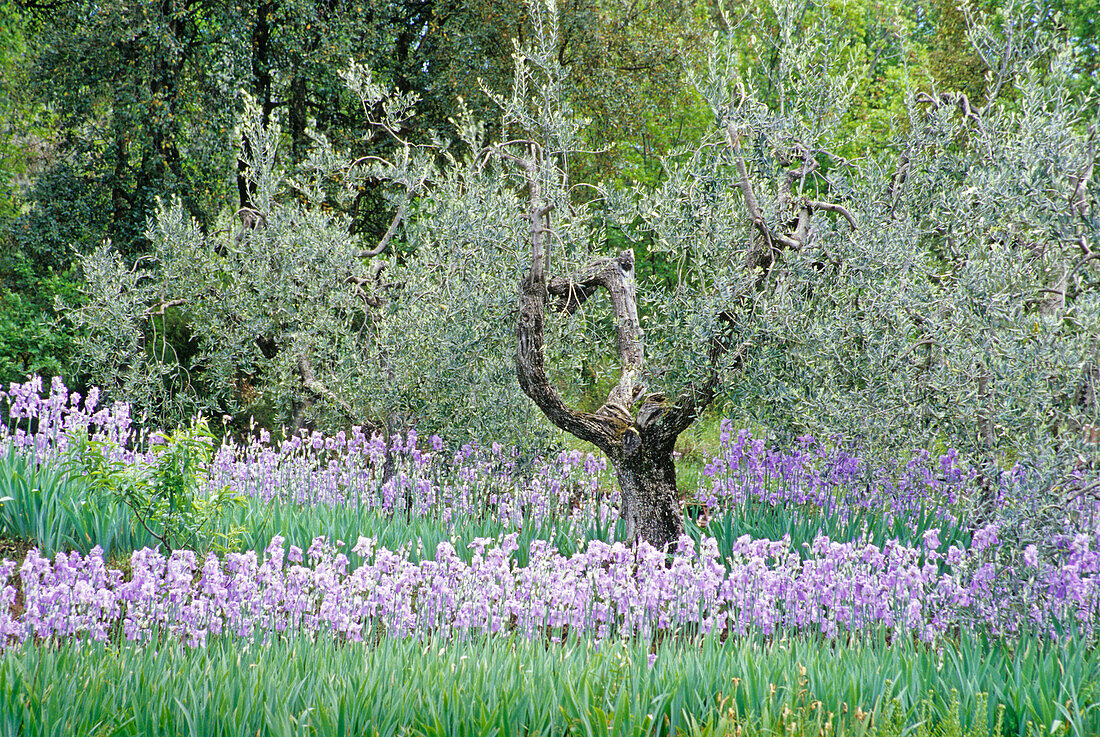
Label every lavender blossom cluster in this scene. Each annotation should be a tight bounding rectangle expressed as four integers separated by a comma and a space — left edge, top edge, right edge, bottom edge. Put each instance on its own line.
1, 376, 137, 460
699, 422, 989, 522
0, 376, 620, 534
0, 377, 1011, 545
2, 528, 1097, 650
205, 426, 621, 531
3, 377, 1099, 649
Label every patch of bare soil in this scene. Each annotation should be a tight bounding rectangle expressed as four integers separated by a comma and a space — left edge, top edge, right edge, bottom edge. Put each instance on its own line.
0, 536, 33, 620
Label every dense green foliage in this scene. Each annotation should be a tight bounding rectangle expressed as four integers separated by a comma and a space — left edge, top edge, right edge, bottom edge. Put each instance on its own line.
644, 0, 1100, 469
67, 419, 243, 554
45, 0, 1096, 473
0, 446, 154, 557
2, 0, 1093, 451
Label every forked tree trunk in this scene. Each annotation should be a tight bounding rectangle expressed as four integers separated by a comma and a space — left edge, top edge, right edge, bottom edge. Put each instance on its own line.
516, 250, 698, 549
508, 121, 855, 547
509, 149, 716, 549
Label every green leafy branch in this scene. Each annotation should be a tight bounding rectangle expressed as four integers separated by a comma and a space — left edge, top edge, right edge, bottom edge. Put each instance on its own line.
65, 418, 242, 555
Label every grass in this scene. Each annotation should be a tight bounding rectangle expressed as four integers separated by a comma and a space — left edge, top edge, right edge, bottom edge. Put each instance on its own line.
672, 409, 731, 496
218, 495, 625, 565
0, 447, 157, 558
0, 631, 1093, 736
0, 410, 1094, 736
686, 494, 973, 557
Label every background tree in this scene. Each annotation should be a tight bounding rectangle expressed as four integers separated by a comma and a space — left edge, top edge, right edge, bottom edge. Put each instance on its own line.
0, 5, 79, 384
5, 0, 1020, 394
65, 91, 410, 432
24, 0, 1100, 554
3, 0, 528, 405
553, 0, 713, 187
64, 73, 562, 449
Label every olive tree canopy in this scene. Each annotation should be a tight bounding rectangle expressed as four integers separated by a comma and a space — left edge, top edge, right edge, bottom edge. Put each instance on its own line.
68, 0, 1097, 548
503, 0, 1097, 546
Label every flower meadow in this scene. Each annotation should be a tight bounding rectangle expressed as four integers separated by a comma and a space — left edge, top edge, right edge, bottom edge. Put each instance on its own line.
7, 524, 1100, 650
1, 376, 1099, 736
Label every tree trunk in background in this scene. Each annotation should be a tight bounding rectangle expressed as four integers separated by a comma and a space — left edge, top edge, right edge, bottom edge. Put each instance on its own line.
288, 72, 309, 165
239, 0, 275, 209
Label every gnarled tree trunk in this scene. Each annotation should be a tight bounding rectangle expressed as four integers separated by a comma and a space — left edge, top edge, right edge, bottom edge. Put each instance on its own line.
509, 121, 853, 547
609, 419, 685, 548
511, 149, 716, 549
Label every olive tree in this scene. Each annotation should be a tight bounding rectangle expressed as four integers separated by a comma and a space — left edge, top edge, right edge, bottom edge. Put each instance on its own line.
67, 95, 390, 431
637, 0, 1098, 505
494, 0, 1096, 546
472, 0, 871, 547
67, 0, 1096, 549
66, 70, 566, 449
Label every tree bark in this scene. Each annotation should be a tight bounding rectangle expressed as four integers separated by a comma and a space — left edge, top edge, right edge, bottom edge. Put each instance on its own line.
511, 146, 705, 548
240, 0, 275, 210
518, 253, 692, 546
609, 392, 694, 546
